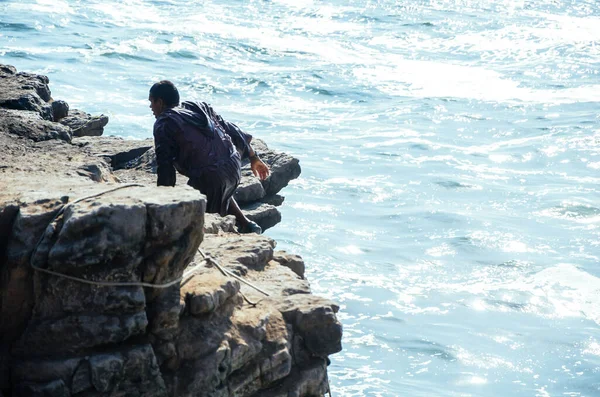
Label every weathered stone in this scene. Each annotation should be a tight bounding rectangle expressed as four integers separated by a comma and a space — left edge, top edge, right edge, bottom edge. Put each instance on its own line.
204, 214, 237, 234
51, 100, 69, 121
181, 270, 241, 316
200, 234, 275, 272
261, 194, 285, 206
177, 311, 236, 363
15, 71, 52, 101
13, 311, 148, 356
251, 358, 330, 397
0, 65, 53, 120
14, 379, 70, 397
145, 190, 205, 248
59, 109, 108, 137
90, 353, 124, 392
142, 187, 205, 326
253, 307, 292, 386
259, 347, 293, 385
109, 145, 158, 185
76, 161, 117, 182
47, 196, 147, 275
198, 233, 310, 302
0, 64, 16, 74
247, 261, 311, 297
228, 364, 261, 396
0, 109, 71, 142
272, 251, 306, 279
12, 357, 80, 385
174, 343, 229, 397
241, 202, 281, 232
74, 135, 153, 169
120, 146, 155, 170
249, 139, 301, 196
146, 285, 182, 340
71, 360, 92, 394
234, 172, 266, 204
291, 332, 313, 368
228, 308, 268, 372
113, 165, 157, 185
226, 306, 293, 394
176, 284, 294, 395
46, 282, 144, 316
275, 295, 342, 358
6, 186, 205, 356
122, 146, 156, 172
116, 344, 167, 396
0, 197, 64, 347
154, 341, 178, 369
0, 134, 115, 188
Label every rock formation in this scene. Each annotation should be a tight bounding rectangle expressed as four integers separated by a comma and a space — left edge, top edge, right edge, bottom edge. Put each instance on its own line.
0, 65, 342, 397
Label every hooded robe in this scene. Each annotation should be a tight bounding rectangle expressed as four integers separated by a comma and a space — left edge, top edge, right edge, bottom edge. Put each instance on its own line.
153, 101, 252, 215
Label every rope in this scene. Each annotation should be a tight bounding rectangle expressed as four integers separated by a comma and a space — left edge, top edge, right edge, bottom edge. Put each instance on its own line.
29, 184, 273, 298
29, 183, 194, 289
30, 265, 197, 289
238, 290, 260, 307
197, 248, 270, 297
197, 248, 270, 306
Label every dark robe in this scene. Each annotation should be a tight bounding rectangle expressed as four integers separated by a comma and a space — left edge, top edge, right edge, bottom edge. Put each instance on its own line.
153, 101, 252, 215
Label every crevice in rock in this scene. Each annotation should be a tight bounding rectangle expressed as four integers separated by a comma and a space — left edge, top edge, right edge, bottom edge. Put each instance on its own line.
0, 204, 19, 274
110, 146, 153, 170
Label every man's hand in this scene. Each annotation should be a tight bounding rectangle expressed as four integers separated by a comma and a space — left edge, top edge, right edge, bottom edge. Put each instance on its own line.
251, 157, 270, 180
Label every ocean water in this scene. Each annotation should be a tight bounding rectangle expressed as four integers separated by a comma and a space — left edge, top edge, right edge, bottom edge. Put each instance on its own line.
2, 0, 600, 395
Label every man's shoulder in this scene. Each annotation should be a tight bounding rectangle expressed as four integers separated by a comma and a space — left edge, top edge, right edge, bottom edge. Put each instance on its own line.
153, 113, 178, 133
157, 107, 184, 123
181, 100, 212, 113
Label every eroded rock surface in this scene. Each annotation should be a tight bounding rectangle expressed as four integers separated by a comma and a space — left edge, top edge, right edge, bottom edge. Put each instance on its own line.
0, 108, 71, 142
0, 65, 53, 120
0, 64, 341, 397
59, 109, 109, 137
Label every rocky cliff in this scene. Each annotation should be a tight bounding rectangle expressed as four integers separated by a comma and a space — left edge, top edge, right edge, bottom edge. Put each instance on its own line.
0, 64, 342, 397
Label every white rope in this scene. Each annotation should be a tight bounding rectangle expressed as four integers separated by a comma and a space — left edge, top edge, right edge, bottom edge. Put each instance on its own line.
29, 183, 192, 289
31, 263, 200, 289
28, 183, 273, 296
197, 248, 270, 297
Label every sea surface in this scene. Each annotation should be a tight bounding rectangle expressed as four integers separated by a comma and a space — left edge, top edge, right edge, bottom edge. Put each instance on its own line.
2, 0, 600, 395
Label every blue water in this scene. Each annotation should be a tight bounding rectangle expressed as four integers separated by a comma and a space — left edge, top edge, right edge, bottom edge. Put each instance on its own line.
2, 1, 600, 395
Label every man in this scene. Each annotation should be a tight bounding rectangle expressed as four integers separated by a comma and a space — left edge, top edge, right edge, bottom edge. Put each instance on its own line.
149, 80, 269, 233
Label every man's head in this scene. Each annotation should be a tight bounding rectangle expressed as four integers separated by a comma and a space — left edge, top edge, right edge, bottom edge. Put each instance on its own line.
149, 80, 180, 118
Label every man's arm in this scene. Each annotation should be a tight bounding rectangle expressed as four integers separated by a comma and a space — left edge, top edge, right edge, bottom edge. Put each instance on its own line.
247, 144, 270, 180
153, 120, 177, 187
222, 120, 270, 180
207, 104, 270, 180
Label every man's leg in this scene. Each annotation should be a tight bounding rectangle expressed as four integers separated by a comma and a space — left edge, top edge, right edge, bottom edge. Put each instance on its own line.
227, 196, 247, 225
228, 197, 261, 234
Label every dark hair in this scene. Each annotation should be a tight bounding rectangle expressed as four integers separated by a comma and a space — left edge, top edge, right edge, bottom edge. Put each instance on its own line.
149, 80, 180, 108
